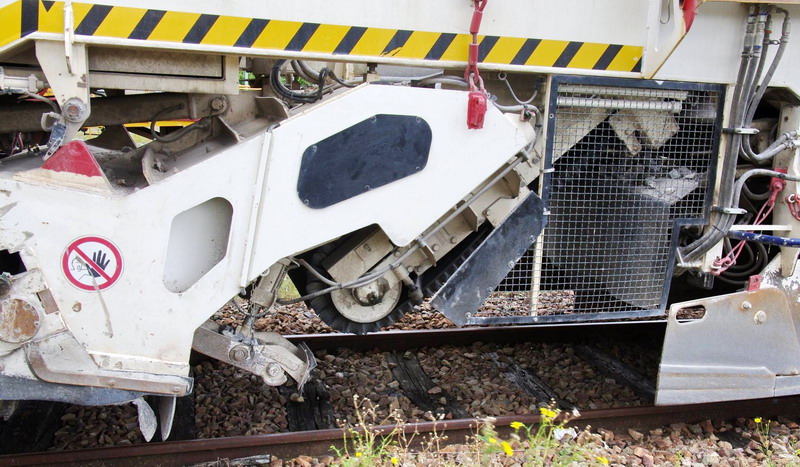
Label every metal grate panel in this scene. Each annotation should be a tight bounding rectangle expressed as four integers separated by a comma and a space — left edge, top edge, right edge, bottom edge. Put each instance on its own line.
480, 77, 723, 324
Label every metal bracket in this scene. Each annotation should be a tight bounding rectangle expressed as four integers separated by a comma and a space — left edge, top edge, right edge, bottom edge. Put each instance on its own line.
158, 395, 176, 441
131, 397, 157, 442
711, 205, 748, 215
192, 321, 315, 389
24, 333, 192, 396
250, 259, 291, 308
35, 40, 92, 158
64, 1, 76, 74
722, 127, 760, 135
416, 238, 438, 267
432, 190, 546, 326
657, 282, 800, 405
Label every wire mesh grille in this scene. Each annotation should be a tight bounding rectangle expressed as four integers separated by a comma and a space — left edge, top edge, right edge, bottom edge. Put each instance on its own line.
493, 80, 720, 320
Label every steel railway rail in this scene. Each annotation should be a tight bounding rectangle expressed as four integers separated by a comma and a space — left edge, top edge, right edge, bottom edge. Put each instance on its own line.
4, 320, 790, 465
4, 396, 800, 466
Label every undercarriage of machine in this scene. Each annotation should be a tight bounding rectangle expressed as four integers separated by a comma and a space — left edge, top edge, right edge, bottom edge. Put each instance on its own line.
1, 0, 800, 439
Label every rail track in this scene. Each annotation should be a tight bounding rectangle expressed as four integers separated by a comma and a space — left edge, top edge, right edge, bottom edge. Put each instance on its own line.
3, 321, 799, 466
4, 397, 799, 466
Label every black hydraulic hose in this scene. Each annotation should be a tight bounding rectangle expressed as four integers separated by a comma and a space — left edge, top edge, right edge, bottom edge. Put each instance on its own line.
734, 170, 800, 206
729, 8, 759, 133
742, 8, 792, 162
749, 9, 772, 100
684, 8, 793, 262
293, 60, 358, 88
294, 60, 322, 82
290, 60, 318, 84
738, 14, 765, 124
680, 167, 800, 263
21, 91, 59, 112
743, 180, 771, 200
316, 68, 329, 101
678, 8, 759, 263
149, 104, 208, 143
721, 240, 765, 278
328, 70, 358, 88
270, 60, 324, 104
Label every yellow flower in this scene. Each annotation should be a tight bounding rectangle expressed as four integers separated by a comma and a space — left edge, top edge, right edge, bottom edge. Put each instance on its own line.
754, 417, 763, 424
355, 452, 362, 458
510, 421, 525, 430
597, 456, 609, 465
391, 456, 399, 465
501, 440, 514, 456
489, 437, 497, 444
539, 407, 557, 419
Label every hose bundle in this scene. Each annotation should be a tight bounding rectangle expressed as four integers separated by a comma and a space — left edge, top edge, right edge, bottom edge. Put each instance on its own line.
678, 6, 791, 263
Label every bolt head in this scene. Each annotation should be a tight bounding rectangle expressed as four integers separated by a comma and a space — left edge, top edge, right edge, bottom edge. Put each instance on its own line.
72, 302, 82, 312
229, 346, 250, 362
754, 310, 767, 324
742, 301, 752, 310
62, 98, 87, 123
267, 363, 282, 377
210, 97, 226, 111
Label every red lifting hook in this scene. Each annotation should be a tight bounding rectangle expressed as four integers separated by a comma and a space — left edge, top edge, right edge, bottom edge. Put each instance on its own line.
682, 0, 698, 31
465, 0, 489, 129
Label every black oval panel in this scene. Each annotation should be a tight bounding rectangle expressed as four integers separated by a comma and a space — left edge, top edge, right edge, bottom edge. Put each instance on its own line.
297, 114, 432, 209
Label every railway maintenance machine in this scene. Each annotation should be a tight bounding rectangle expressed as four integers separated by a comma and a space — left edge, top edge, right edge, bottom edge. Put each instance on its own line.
1, 0, 800, 439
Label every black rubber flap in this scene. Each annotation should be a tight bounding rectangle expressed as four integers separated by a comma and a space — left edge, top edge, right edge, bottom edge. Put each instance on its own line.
430, 191, 547, 326
297, 114, 432, 209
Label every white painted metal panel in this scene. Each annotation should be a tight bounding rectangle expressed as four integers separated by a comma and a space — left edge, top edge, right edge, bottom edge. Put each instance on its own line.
248, 84, 533, 282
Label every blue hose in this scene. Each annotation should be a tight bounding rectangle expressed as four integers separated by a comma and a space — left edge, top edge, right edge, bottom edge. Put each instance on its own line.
728, 230, 800, 247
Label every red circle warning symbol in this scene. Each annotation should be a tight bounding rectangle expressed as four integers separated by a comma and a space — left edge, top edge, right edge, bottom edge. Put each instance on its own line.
62, 236, 123, 291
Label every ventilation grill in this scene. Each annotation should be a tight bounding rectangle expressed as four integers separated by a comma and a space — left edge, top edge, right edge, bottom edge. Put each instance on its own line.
488, 78, 722, 323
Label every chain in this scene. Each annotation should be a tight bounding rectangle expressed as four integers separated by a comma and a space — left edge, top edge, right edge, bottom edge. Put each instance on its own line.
464, 0, 488, 92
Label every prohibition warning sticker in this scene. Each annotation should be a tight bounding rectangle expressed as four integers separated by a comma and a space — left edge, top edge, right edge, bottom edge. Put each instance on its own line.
62, 236, 123, 291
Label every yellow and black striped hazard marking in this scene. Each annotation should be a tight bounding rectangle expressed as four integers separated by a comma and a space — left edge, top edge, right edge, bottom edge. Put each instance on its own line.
1, 0, 643, 73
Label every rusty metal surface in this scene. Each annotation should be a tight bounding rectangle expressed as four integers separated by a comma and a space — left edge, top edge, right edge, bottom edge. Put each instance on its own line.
0, 298, 40, 343
4, 395, 800, 466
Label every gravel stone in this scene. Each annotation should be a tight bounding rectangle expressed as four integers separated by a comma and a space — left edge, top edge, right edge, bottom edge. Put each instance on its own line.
193, 360, 288, 438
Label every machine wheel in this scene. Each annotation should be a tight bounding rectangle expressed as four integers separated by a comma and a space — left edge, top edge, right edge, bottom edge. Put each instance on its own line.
290, 226, 492, 335
302, 241, 409, 334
